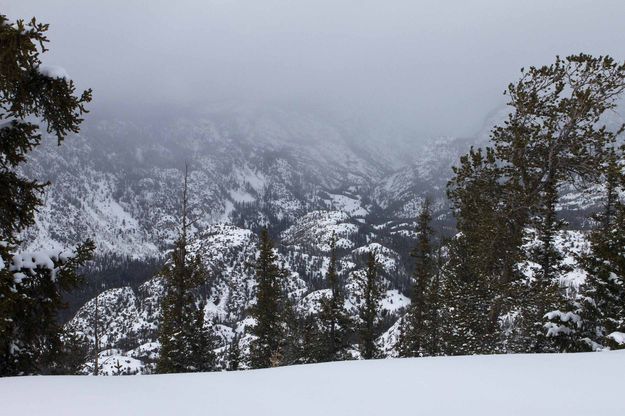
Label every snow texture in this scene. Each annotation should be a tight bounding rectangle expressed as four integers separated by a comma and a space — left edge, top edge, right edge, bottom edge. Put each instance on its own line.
1, 352, 624, 415
38, 65, 70, 79
7, 248, 76, 283
607, 332, 625, 345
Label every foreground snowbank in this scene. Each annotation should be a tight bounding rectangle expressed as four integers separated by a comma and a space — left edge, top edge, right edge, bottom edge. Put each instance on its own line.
2, 352, 624, 415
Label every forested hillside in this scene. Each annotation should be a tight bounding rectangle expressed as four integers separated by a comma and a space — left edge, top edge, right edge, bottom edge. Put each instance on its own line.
1, 13, 625, 380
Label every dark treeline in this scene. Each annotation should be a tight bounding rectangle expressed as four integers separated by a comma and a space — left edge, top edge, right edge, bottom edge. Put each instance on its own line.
59, 255, 162, 323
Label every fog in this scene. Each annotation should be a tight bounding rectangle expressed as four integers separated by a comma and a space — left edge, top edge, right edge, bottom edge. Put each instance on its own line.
5, 0, 625, 137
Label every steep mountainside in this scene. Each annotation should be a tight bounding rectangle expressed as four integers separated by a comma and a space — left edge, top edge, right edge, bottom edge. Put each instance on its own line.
22, 105, 469, 258
20, 103, 612, 372
66, 217, 410, 374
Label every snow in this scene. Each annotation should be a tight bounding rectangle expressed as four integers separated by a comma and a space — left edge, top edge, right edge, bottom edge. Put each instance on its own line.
237, 168, 267, 193
127, 342, 160, 361
8, 248, 76, 282
378, 315, 404, 356
380, 289, 410, 312
229, 188, 256, 203
544, 311, 583, 337
38, 65, 70, 80
281, 210, 359, 252
0, 119, 17, 130
544, 310, 582, 324
297, 289, 333, 314
352, 243, 400, 273
327, 193, 368, 217
2, 352, 624, 415
519, 229, 590, 289
607, 332, 625, 345
88, 349, 147, 375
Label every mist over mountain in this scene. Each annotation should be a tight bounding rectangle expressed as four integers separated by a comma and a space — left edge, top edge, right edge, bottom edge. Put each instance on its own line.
21, 103, 473, 256
6, 0, 625, 138
3, 1, 625, 392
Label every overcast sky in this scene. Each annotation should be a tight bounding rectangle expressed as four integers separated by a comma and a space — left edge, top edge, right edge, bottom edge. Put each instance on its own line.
5, 0, 625, 137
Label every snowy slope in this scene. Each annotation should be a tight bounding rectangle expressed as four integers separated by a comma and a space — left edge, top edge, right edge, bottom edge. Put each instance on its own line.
19, 104, 478, 259
20, 102, 614, 261
24, 103, 616, 370
65, 215, 411, 370
2, 352, 624, 416
19, 106, 404, 257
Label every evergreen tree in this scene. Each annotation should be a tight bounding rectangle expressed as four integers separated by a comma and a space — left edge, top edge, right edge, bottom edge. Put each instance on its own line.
187, 301, 216, 372
53, 331, 90, 375
112, 359, 124, 376
498, 55, 625, 353
575, 153, 625, 350
317, 233, 352, 362
447, 54, 625, 354
298, 314, 325, 363
426, 246, 444, 355
358, 251, 383, 359
400, 198, 436, 357
439, 235, 499, 355
519, 180, 570, 353
278, 293, 302, 366
156, 236, 209, 373
446, 148, 516, 355
0, 15, 93, 376
227, 335, 241, 371
157, 167, 213, 373
249, 228, 288, 368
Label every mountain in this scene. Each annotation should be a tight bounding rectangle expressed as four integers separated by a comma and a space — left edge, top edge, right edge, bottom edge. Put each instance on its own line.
16, 104, 474, 320
21, 104, 470, 258
20, 102, 612, 371
66, 214, 411, 373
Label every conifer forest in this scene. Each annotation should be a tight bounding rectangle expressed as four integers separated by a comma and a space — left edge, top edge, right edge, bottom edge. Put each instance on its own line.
1, 2, 625, 415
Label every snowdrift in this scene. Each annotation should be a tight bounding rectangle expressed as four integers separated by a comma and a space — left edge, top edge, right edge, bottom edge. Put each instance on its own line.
2, 352, 623, 415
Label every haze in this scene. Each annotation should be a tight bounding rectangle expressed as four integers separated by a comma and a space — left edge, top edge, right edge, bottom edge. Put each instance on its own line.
5, 0, 625, 137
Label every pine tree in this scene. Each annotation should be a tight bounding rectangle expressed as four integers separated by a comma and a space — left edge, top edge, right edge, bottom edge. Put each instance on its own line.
298, 314, 325, 363
113, 359, 124, 376
498, 55, 625, 353
249, 228, 288, 368
187, 301, 216, 372
520, 180, 569, 353
157, 166, 213, 373
576, 153, 625, 350
399, 198, 436, 357
426, 246, 444, 355
227, 335, 241, 371
278, 293, 302, 366
317, 233, 352, 362
447, 147, 520, 355
0, 14, 94, 376
446, 54, 625, 354
156, 237, 208, 373
439, 234, 499, 355
358, 251, 383, 359
53, 331, 90, 375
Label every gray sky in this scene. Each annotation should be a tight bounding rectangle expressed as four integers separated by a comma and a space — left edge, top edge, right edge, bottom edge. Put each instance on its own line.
5, 0, 625, 137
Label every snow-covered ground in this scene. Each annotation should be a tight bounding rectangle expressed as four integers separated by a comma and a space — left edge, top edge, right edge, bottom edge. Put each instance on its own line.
2, 352, 623, 415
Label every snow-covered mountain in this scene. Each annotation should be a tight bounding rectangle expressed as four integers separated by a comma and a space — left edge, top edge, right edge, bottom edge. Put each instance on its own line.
15, 103, 477, 372
66, 214, 411, 373
22, 103, 611, 372
22, 104, 469, 258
